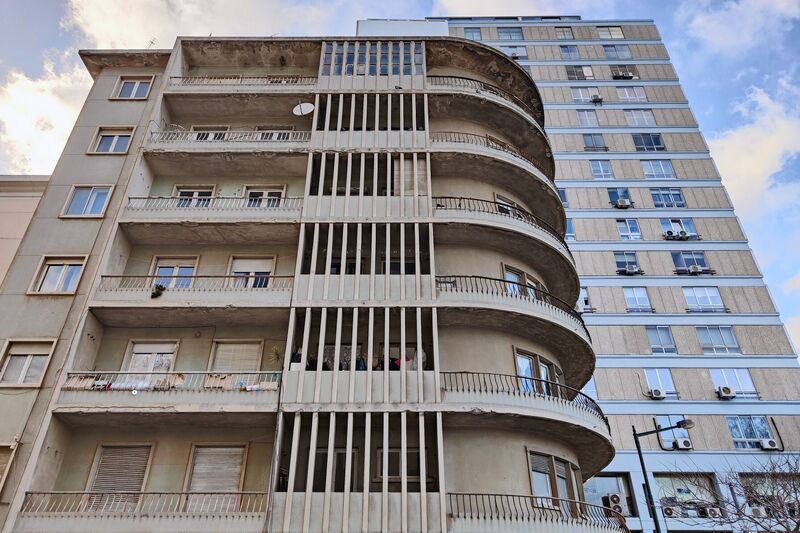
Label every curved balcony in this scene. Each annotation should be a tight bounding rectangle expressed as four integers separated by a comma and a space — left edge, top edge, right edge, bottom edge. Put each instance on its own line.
147, 129, 311, 152
447, 493, 630, 533
430, 132, 553, 184
427, 75, 539, 127
432, 196, 575, 301
58, 371, 280, 411
435, 276, 592, 387
18, 491, 268, 533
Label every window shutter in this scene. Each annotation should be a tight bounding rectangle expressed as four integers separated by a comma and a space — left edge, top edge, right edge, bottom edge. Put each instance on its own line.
90, 445, 151, 492
7, 342, 52, 355
529, 453, 550, 474
212, 343, 262, 372
230, 258, 272, 274
188, 446, 245, 491
392, 158, 427, 196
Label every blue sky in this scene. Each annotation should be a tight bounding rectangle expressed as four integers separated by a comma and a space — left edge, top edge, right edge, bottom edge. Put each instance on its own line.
1, 0, 799, 347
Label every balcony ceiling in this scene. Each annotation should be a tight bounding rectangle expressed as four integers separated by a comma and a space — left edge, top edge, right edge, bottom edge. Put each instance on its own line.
144, 151, 309, 177
54, 410, 276, 430
119, 221, 300, 245
181, 39, 321, 70
90, 306, 291, 328
164, 93, 314, 124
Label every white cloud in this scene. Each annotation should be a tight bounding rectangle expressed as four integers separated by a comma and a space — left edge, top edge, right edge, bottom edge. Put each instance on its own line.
432, 0, 614, 17
784, 316, 800, 355
783, 273, 800, 294
0, 51, 90, 174
677, 0, 800, 56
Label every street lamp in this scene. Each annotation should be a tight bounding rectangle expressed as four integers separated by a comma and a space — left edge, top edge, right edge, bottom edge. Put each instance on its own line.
632, 419, 695, 533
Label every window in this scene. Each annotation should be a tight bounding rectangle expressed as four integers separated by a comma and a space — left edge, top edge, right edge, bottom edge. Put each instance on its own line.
414, 42, 423, 75
529, 453, 554, 497
529, 452, 577, 501
614, 251, 638, 270
245, 187, 283, 208
711, 369, 757, 398
616, 219, 641, 240
356, 42, 367, 75
625, 109, 656, 126
603, 44, 631, 59
654, 415, 691, 447
617, 86, 647, 102
376, 447, 422, 482
31, 257, 85, 294
211, 341, 263, 373
583, 133, 606, 151
571, 86, 600, 103
88, 445, 151, 510
114, 76, 152, 99
391, 42, 400, 75
0, 341, 52, 386
499, 46, 527, 59
642, 160, 675, 179
584, 474, 636, 517
187, 446, 245, 508
565, 218, 575, 241
63, 186, 112, 216
464, 27, 482, 40
654, 474, 717, 516
321, 43, 334, 75
126, 342, 175, 381
229, 257, 273, 288
0, 444, 16, 492
560, 45, 579, 59
555, 27, 574, 40
607, 187, 630, 203
645, 368, 677, 398
647, 326, 677, 354
91, 127, 133, 153
504, 266, 547, 301
624, 287, 652, 312
610, 64, 639, 80
566, 65, 594, 80
661, 218, 698, 238
314, 448, 358, 491
672, 251, 708, 273
152, 257, 196, 289
727, 415, 773, 449
590, 160, 613, 179
175, 186, 213, 207
697, 326, 740, 354
578, 287, 593, 312
651, 187, 684, 208
558, 188, 568, 207
498, 27, 523, 40
684, 286, 724, 312
581, 376, 597, 400
597, 26, 624, 39
740, 474, 800, 513
633, 133, 665, 151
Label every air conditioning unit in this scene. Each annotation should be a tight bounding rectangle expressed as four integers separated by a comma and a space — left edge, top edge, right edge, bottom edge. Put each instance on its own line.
701, 507, 723, 518
663, 230, 676, 240
624, 264, 641, 275
676, 230, 690, 240
591, 94, 603, 104
673, 438, 693, 450
615, 198, 632, 209
602, 493, 630, 516
662, 506, 681, 518
687, 264, 704, 275
750, 506, 768, 518
649, 388, 666, 400
511, 53, 519, 59
717, 385, 736, 400
760, 438, 780, 450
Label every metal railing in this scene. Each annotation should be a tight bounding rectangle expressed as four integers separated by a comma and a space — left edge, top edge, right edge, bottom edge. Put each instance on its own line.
97, 275, 294, 292
447, 493, 629, 532
62, 371, 280, 392
435, 275, 585, 326
441, 372, 606, 428
432, 196, 569, 253
430, 131, 538, 171
169, 75, 317, 86
149, 130, 311, 144
426, 75, 540, 123
21, 491, 268, 514
126, 196, 303, 211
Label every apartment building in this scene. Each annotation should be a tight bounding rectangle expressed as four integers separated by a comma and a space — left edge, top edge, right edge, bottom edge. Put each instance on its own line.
0, 34, 626, 533
424, 14, 800, 533
0, 175, 48, 285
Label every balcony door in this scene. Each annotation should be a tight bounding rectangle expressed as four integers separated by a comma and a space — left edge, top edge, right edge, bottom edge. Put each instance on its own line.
175, 186, 213, 208
186, 445, 246, 511
191, 125, 228, 141
245, 187, 283, 208
87, 445, 152, 511
211, 341, 262, 373
152, 257, 196, 288
257, 125, 293, 141
124, 342, 176, 389
229, 257, 273, 288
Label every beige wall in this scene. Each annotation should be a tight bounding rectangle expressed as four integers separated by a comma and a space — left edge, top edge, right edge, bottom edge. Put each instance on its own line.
0, 177, 47, 288
539, 85, 686, 104
573, 250, 760, 276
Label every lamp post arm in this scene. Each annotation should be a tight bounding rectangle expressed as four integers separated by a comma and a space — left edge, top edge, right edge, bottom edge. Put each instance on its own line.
633, 425, 664, 533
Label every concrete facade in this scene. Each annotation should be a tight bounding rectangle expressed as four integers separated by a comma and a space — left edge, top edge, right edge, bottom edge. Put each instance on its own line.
0, 176, 48, 286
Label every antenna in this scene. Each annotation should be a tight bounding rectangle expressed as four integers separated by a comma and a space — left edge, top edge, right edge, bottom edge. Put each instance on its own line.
292, 101, 315, 117
146, 37, 156, 49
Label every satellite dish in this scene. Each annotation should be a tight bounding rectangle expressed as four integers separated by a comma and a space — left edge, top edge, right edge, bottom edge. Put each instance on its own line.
292, 102, 315, 117
131, 389, 138, 396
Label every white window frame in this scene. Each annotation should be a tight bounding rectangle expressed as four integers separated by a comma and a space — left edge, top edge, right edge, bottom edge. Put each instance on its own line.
625, 109, 656, 126
88, 126, 135, 154
571, 86, 600, 103
111, 75, 155, 100
597, 26, 624, 39
624, 287, 651, 312
122, 340, 179, 373
560, 45, 580, 60
696, 326, 740, 354
641, 159, 675, 179
463, 27, 482, 40
566, 65, 594, 80
565, 219, 575, 241
243, 185, 285, 208
603, 44, 631, 59
60, 185, 114, 218
28, 255, 87, 295
226, 255, 276, 288
645, 368, 677, 398
710, 368, 758, 398
651, 187, 685, 208
497, 27, 524, 40
149, 256, 199, 289
0, 339, 56, 388
590, 160, 613, 179
577, 110, 599, 127
726, 415, 773, 449
555, 27, 574, 40
684, 286, 724, 312
655, 414, 690, 446
646, 325, 676, 354
617, 86, 647, 102
616, 219, 641, 240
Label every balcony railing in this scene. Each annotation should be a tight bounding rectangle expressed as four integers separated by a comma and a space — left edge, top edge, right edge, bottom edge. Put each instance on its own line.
426, 75, 540, 123
97, 275, 294, 292
447, 493, 629, 533
63, 371, 280, 392
149, 130, 311, 144
441, 372, 607, 430
169, 75, 317, 86
21, 491, 268, 514
126, 196, 303, 211
430, 131, 539, 174
432, 196, 569, 255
